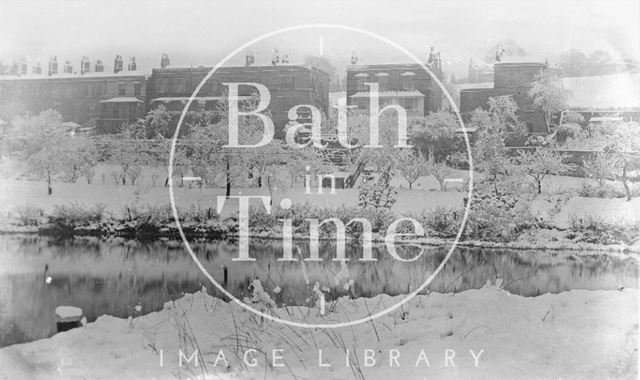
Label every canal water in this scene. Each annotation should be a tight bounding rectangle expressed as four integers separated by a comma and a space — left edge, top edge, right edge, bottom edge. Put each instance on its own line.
0, 234, 637, 347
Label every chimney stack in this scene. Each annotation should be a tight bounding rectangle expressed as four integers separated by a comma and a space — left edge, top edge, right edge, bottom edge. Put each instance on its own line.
271, 49, 280, 66
63, 61, 73, 74
114, 55, 123, 73
48, 56, 58, 76
160, 54, 170, 68
495, 45, 504, 63
80, 56, 90, 75
428, 46, 436, 65
128, 57, 137, 71
95, 60, 104, 72
245, 51, 255, 66
19, 59, 27, 75
350, 51, 358, 65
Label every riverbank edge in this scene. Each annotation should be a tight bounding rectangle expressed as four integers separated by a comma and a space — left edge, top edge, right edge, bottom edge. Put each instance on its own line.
1, 221, 638, 254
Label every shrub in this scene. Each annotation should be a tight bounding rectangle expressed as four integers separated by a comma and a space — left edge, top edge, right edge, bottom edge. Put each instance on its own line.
425, 206, 462, 236
14, 204, 44, 226
405, 206, 462, 237
249, 205, 278, 232
273, 202, 396, 236
562, 111, 585, 125
358, 171, 397, 209
464, 180, 537, 242
48, 203, 106, 229
524, 135, 551, 148
555, 123, 581, 145
119, 204, 217, 224
568, 214, 640, 245
576, 181, 639, 199
357, 207, 396, 234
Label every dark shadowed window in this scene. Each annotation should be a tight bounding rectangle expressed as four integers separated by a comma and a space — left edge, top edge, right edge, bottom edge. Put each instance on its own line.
402, 78, 414, 90
279, 76, 295, 90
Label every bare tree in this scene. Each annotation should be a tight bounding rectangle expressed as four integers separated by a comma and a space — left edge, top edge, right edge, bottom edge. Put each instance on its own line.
515, 147, 573, 194
583, 150, 617, 187
528, 70, 570, 132
395, 150, 428, 189
426, 153, 453, 191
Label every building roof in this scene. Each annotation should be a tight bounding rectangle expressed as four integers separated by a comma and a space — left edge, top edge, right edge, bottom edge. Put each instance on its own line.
562, 73, 640, 110
100, 97, 143, 103
455, 82, 493, 91
347, 63, 427, 71
350, 90, 425, 98
151, 64, 329, 76
0, 70, 145, 81
150, 96, 251, 103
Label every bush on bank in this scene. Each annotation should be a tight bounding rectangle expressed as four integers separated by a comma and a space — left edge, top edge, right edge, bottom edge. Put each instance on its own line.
8, 197, 639, 246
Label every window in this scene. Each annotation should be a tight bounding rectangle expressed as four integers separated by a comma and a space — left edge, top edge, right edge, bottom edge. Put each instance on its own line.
118, 83, 126, 96
403, 98, 418, 112
92, 83, 106, 97
173, 78, 186, 93
279, 76, 295, 90
402, 78, 414, 90
378, 77, 389, 91
158, 79, 168, 93
357, 78, 367, 91
208, 80, 222, 95
88, 104, 97, 118
82, 84, 89, 97
134, 82, 141, 96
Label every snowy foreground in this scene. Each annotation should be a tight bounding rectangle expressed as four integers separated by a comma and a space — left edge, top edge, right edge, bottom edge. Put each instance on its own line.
0, 285, 637, 380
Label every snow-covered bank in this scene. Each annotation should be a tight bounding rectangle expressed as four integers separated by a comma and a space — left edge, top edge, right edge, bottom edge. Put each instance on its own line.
0, 285, 637, 379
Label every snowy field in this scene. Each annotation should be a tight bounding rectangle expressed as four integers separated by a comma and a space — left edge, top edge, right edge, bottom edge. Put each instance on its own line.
0, 162, 632, 220
0, 283, 637, 380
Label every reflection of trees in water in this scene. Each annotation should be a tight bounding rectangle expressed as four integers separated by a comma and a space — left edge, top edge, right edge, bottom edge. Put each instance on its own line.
1, 236, 638, 345
0, 269, 205, 347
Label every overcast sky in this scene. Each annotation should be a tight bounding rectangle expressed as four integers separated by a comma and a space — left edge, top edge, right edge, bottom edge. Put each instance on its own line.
0, 0, 638, 76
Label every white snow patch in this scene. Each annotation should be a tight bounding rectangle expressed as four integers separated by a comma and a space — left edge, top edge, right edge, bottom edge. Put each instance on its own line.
0, 288, 636, 379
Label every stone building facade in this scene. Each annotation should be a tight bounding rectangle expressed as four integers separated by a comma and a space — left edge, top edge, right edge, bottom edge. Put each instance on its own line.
459, 62, 547, 133
0, 69, 146, 133
0, 58, 329, 138
345, 62, 444, 118
146, 65, 330, 139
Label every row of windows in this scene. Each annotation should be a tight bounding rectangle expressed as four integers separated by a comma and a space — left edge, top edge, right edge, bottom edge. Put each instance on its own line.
153, 96, 302, 112
356, 78, 415, 91
154, 75, 300, 94
0, 82, 142, 98
356, 98, 421, 110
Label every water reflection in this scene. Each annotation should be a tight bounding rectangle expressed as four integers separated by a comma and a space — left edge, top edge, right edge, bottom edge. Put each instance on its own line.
0, 235, 637, 346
